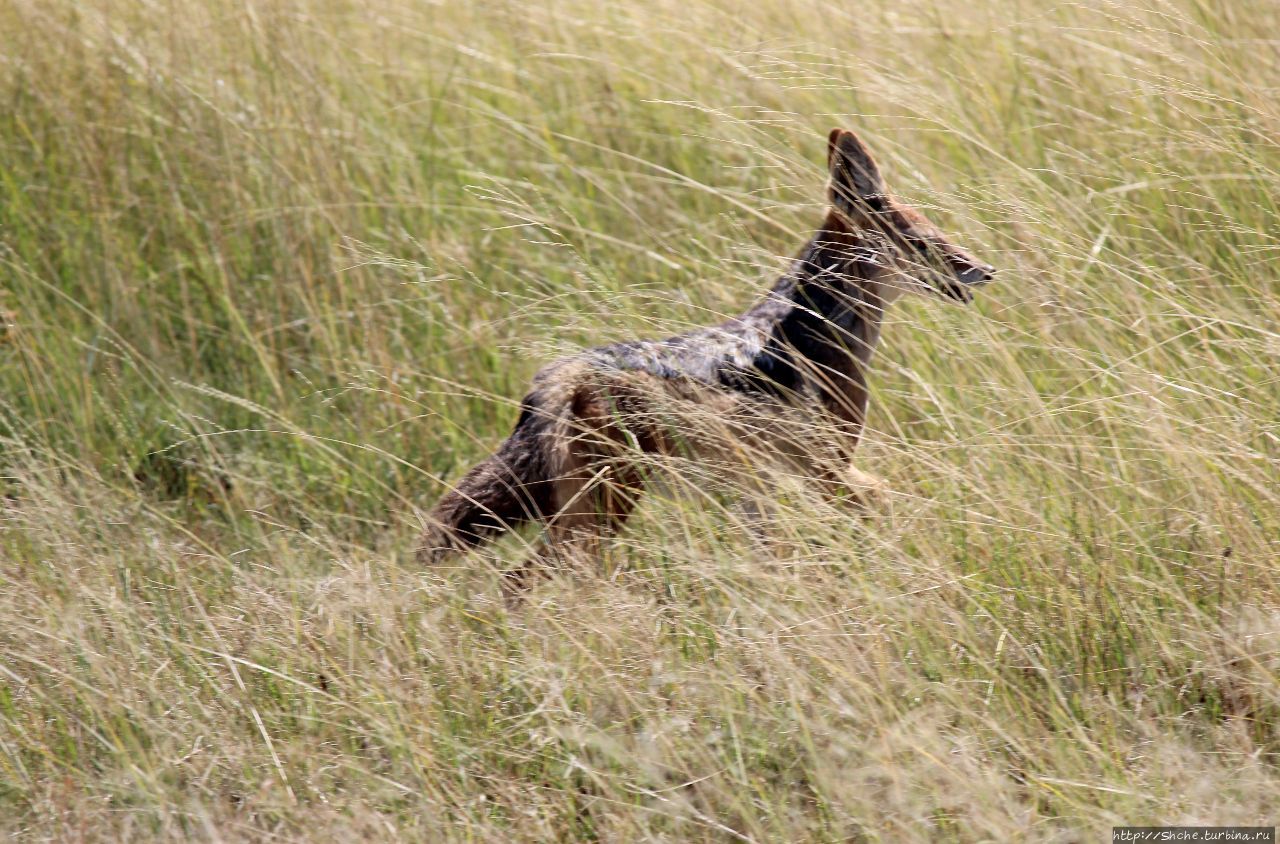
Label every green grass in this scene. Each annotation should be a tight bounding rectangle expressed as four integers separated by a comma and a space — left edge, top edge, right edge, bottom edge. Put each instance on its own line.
2, 0, 1279, 839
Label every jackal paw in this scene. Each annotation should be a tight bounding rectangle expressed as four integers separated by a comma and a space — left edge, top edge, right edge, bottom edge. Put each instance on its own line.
838, 467, 888, 509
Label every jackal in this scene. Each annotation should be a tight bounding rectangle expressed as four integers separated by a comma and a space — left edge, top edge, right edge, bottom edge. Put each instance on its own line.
418, 128, 994, 573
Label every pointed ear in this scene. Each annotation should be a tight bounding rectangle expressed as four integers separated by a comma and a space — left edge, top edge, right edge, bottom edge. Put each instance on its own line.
827, 128, 887, 215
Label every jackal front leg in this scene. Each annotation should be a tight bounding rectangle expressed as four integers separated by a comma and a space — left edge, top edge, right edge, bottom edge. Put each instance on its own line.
809, 461, 888, 511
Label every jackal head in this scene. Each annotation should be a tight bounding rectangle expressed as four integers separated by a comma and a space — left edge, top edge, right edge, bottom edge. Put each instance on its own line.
825, 128, 994, 303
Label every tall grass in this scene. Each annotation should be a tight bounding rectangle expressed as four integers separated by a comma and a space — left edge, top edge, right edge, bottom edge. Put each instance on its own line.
1, 0, 1278, 839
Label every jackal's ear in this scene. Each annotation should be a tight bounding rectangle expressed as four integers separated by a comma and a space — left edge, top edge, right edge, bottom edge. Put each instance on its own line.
827, 128, 887, 215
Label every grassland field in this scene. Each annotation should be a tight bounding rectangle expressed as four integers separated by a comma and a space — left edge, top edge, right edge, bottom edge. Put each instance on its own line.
1, 0, 1279, 840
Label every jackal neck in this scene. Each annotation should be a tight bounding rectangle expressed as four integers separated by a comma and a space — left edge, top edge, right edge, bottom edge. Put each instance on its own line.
758, 214, 891, 436
780, 216, 891, 349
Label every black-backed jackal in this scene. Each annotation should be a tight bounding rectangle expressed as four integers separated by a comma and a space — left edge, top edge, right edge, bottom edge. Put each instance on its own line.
419, 128, 994, 581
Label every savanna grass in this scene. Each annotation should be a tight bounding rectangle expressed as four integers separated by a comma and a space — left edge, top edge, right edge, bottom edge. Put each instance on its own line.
1, 0, 1278, 839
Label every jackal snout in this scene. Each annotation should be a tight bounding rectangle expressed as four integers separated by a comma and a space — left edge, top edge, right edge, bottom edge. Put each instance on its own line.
937, 249, 996, 302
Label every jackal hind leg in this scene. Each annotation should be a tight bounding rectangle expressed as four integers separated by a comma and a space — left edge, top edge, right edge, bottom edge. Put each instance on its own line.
500, 463, 641, 599
500, 395, 647, 600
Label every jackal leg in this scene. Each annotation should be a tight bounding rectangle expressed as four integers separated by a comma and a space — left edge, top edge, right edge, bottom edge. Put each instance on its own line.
501, 451, 643, 598
761, 426, 887, 510
814, 462, 887, 509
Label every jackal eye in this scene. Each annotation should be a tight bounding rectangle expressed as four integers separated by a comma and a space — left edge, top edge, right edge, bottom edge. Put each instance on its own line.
910, 234, 955, 262
863, 193, 890, 213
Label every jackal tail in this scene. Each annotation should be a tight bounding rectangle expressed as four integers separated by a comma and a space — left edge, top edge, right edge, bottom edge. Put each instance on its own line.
417, 408, 555, 564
